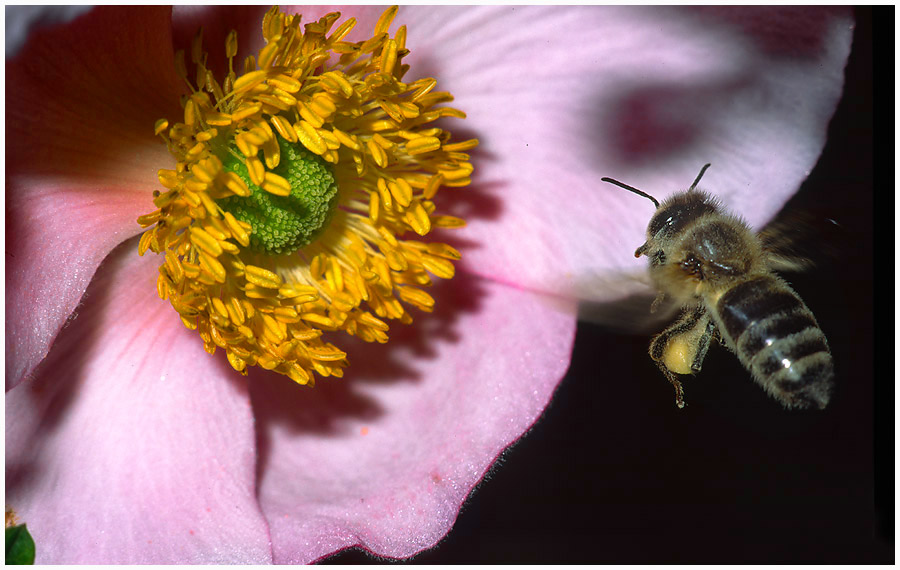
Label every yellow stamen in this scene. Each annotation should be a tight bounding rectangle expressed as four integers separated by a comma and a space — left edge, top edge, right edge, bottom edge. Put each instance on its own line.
136, 6, 477, 385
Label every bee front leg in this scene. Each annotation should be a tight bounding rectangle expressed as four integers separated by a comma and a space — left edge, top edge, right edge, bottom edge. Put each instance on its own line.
649, 305, 714, 409
649, 291, 666, 314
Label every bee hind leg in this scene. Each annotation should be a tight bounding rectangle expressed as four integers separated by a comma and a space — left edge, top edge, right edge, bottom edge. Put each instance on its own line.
654, 362, 687, 409
649, 305, 715, 409
690, 316, 719, 374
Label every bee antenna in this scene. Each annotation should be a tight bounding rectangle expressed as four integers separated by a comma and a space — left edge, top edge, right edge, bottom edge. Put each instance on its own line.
600, 176, 660, 209
688, 163, 712, 192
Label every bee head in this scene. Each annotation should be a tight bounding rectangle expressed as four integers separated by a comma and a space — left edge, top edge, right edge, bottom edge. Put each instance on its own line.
601, 164, 715, 262
641, 189, 720, 251
640, 196, 761, 303
604, 164, 758, 299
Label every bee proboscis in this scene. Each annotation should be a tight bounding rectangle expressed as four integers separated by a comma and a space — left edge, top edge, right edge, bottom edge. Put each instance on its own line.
602, 164, 834, 410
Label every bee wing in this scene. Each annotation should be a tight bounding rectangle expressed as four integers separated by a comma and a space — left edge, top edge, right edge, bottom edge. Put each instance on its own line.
758, 210, 841, 273
576, 270, 681, 332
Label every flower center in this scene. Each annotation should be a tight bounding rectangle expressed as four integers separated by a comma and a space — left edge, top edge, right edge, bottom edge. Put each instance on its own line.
137, 6, 477, 385
217, 136, 339, 255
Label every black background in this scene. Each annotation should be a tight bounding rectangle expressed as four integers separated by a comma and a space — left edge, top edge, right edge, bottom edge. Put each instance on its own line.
327, 6, 891, 564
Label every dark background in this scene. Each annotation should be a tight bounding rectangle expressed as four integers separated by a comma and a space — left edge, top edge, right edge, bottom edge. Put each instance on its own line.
327, 6, 891, 564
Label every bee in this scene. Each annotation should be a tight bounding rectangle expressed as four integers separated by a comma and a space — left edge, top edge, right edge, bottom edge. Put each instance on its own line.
602, 164, 834, 410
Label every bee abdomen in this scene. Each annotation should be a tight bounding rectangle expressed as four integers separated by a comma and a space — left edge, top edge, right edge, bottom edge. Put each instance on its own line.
716, 275, 834, 409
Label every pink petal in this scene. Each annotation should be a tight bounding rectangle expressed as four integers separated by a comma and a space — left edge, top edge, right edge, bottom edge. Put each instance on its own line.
6, 6, 187, 389
397, 6, 852, 304
6, 240, 272, 564
250, 277, 575, 563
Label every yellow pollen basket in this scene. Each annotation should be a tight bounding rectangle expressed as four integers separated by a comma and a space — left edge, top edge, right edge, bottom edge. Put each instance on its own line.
137, 6, 477, 385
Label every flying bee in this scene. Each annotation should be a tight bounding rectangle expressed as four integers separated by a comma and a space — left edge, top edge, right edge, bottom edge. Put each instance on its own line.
602, 164, 834, 410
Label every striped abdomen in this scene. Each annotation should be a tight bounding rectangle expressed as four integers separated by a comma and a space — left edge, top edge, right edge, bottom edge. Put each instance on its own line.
715, 275, 834, 409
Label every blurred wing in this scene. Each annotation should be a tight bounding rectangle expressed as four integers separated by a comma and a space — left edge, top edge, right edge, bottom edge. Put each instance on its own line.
758, 210, 842, 273
576, 270, 682, 332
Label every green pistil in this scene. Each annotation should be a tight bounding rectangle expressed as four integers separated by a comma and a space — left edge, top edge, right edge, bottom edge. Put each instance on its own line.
218, 135, 339, 255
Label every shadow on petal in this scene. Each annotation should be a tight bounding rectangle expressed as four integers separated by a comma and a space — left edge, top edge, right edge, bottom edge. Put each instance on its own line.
170, 5, 271, 79
437, 179, 506, 230
250, 268, 488, 461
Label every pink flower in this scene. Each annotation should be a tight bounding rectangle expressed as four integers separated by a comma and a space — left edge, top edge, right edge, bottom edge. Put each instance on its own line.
6, 6, 851, 564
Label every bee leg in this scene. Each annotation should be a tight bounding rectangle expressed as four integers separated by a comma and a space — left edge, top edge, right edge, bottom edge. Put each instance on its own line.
690, 317, 719, 374
649, 305, 710, 409
658, 365, 686, 409
649, 291, 666, 314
